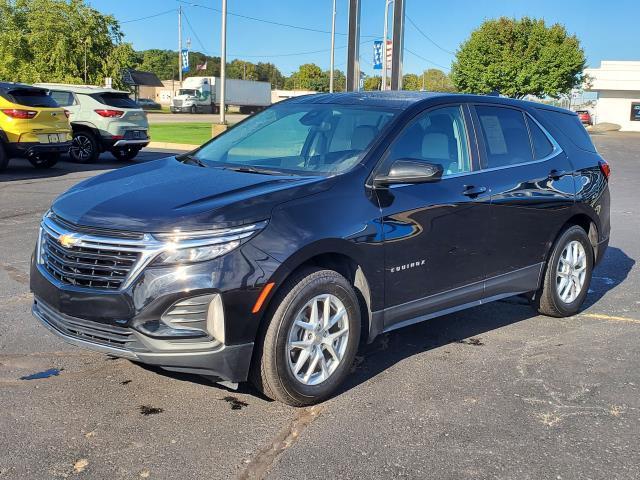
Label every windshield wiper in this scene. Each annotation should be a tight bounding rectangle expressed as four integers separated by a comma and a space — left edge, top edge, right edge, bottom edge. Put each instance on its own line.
223, 165, 284, 176
180, 154, 208, 168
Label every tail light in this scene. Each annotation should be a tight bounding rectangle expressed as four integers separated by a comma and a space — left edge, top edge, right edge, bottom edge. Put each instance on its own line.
94, 109, 124, 118
1, 109, 37, 119
599, 160, 611, 179
63, 110, 70, 119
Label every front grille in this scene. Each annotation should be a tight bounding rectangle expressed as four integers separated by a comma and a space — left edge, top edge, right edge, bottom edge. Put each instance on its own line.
41, 228, 140, 290
173, 100, 183, 107
35, 299, 137, 351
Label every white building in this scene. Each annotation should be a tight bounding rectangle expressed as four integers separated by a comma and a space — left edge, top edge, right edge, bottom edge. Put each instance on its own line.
584, 61, 640, 131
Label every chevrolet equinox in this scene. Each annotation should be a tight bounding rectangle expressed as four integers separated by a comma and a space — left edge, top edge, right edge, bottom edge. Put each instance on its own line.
30, 92, 611, 406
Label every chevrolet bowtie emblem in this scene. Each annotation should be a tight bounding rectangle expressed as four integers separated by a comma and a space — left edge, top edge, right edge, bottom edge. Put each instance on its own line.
58, 234, 78, 248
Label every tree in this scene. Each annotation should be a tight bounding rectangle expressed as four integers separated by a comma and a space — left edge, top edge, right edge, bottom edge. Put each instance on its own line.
363, 76, 381, 91
137, 49, 176, 80
285, 63, 328, 91
451, 17, 586, 98
0, 0, 137, 89
421, 68, 456, 92
402, 73, 421, 91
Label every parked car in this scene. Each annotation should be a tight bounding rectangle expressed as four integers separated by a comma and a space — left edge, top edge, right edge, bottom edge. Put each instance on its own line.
0, 82, 71, 170
136, 98, 161, 111
576, 110, 593, 126
36, 84, 149, 162
30, 92, 611, 406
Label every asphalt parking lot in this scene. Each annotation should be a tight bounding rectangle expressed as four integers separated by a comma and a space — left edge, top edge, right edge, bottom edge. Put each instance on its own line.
1, 134, 639, 479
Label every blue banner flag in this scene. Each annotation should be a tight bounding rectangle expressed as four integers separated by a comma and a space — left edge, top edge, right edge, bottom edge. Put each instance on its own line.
373, 41, 383, 70
181, 49, 189, 73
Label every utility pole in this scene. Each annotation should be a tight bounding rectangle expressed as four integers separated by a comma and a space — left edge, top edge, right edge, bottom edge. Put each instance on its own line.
219, 0, 227, 124
381, 0, 393, 91
329, 0, 337, 92
346, 0, 361, 92
178, 6, 183, 85
84, 40, 88, 83
390, 0, 405, 90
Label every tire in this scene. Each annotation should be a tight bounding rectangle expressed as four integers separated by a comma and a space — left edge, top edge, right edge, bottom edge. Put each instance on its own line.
28, 152, 59, 169
533, 225, 594, 317
69, 131, 99, 163
0, 142, 8, 171
250, 268, 361, 406
190, 105, 197, 114
110, 146, 141, 161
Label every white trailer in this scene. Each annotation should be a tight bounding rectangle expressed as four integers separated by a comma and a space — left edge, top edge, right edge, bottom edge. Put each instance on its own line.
171, 77, 271, 114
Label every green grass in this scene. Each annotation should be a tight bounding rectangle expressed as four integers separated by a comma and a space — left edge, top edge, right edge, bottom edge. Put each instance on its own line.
149, 123, 212, 145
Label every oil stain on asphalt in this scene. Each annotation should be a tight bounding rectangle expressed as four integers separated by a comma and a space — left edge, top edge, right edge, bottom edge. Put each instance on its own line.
139, 405, 164, 416
222, 396, 249, 410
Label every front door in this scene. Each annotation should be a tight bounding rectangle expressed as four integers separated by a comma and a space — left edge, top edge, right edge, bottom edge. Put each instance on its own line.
375, 104, 491, 330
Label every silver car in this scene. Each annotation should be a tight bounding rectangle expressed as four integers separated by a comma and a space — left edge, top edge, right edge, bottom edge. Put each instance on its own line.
36, 84, 150, 163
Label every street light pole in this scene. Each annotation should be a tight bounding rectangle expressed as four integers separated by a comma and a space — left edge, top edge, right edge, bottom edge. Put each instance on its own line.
381, 0, 393, 91
329, 0, 337, 93
84, 40, 87, 83
178, 6, 183, 85
219, 0, 227, 124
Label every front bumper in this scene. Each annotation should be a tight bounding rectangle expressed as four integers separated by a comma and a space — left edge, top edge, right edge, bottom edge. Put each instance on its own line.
32, 297, 254, 381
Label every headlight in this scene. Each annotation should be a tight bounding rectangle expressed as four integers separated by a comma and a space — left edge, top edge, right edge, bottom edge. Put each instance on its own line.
151, 221, 267, 266
153, 240, 240, 265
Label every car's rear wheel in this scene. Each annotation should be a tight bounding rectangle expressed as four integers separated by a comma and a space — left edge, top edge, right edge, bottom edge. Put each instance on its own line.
110, 146, 141, 161
70, 131, 99, 163
0, 142, 8, 171
534, 225, 594, 317
251, 268, 361, 406
28, 152, 59, 169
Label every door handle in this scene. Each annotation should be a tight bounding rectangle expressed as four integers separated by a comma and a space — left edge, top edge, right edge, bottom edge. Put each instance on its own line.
548, 169, 570, 180
462, 185, 487, 198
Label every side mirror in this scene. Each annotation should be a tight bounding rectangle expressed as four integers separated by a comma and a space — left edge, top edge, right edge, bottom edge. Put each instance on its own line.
374, 159, 443, 187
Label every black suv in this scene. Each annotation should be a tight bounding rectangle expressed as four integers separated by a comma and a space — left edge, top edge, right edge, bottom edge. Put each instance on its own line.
30, 92, 611, 406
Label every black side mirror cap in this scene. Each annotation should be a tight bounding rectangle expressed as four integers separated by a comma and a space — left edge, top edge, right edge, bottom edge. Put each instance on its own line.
374, 159, 444, 187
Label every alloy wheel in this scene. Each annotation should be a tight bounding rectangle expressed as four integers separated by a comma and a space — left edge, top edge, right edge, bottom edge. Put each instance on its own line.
287, 294, 350, 386
555, 240, 587, 303
71, 135, 93, 161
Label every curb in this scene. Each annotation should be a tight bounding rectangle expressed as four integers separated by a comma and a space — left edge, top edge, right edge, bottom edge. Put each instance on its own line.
146, 141, 200, 151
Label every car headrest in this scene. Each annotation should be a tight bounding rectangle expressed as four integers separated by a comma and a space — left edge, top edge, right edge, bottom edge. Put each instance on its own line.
421, 132, 450, 161
351, 125, 377, 150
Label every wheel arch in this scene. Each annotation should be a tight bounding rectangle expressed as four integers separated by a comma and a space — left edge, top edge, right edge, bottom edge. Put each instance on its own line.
544, 212, 600, 270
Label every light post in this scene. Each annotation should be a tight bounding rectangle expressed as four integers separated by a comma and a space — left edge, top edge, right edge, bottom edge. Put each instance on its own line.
329, 0, 337, 92
381, 0, 393, 91
84, 39, 88, 83
219, 0, 227, 124
178, 6, 183, 85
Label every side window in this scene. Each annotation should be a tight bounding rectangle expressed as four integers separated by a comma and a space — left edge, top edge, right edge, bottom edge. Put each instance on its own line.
476, 106, 533, 168
387, 105, 471, 177
526, 117, 554, 160
50, 91, 75, 107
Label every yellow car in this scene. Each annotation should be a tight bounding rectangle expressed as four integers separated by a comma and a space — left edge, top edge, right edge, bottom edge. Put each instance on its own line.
0, 82, 72, 170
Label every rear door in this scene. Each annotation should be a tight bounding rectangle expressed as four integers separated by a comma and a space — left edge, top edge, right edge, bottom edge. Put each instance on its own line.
377, 104, 492, 329
470, 104, 576, 297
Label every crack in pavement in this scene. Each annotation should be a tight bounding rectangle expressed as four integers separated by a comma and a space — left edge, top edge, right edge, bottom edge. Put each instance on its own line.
237, 405, 324, 480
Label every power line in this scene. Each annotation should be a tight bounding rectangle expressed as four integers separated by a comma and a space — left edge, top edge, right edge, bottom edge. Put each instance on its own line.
404, 48, 451, 71
177, 0, 377, 38
121, 9, 176, 24
406, 15, 455, 56
182, 10, 208, 54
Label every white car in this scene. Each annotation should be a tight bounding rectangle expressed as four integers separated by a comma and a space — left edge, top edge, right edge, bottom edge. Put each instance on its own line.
36, 84, 150, 162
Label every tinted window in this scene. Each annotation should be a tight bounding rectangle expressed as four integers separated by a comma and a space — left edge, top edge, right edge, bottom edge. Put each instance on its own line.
527, 117, 554, 159
6, 88, 59, 108
50, 90, 75, 107
476, 106, 533, 168
91, 93, 139, 108
387, 105, 471, 176
536, 109, 596, 153
194, 104, 397, 174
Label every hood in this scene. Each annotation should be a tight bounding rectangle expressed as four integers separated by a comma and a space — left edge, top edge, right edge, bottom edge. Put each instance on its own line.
52, 157, 332, 233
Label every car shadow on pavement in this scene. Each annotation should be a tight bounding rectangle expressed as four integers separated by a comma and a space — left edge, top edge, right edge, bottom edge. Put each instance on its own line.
585, 246, 635, 308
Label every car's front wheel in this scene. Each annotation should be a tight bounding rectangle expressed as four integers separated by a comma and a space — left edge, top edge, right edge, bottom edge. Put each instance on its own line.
251, 268, 361, 406
534, 225, 594, 317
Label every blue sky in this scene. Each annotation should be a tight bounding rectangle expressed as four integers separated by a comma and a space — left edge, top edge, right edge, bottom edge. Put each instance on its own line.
89, 0, 640, 76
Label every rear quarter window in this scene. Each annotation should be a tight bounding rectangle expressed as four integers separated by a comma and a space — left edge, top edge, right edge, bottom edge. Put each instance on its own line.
91, 93, 139, 109
6, 88, 59, 108
536, 109, 596, 153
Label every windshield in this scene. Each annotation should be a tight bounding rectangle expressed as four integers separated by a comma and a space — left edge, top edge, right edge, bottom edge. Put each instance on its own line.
179, 89, 197, 96
91, 93, 139, 108
192, 103, 397, 175
7, 88, 59, 108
